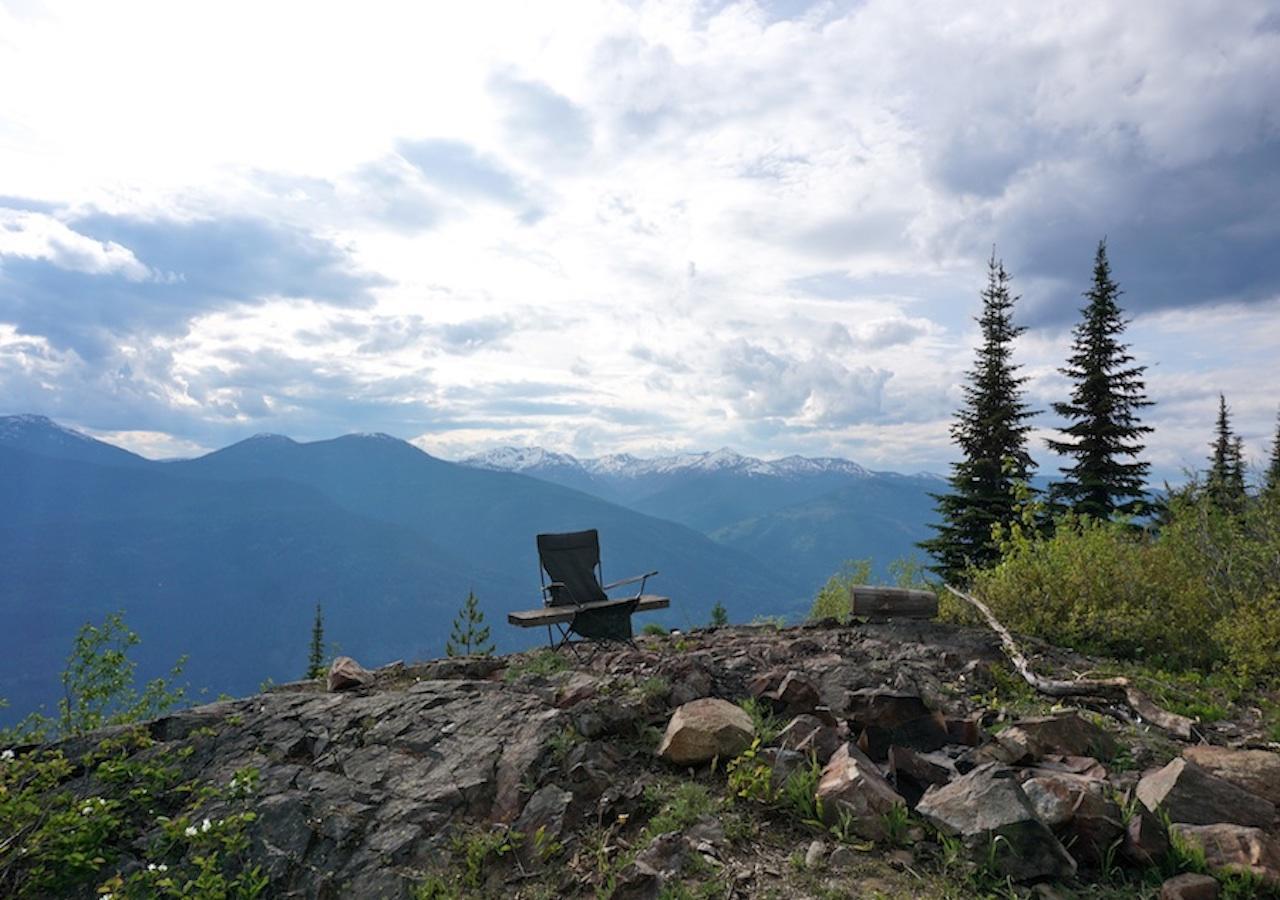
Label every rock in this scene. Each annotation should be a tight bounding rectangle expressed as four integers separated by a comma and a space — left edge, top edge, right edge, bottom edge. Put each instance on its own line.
1159, 873, 1219, 900
1170, 823, 1280, 884
1182, 745, 1280, 805
1032, 755, 1107, 780
564, 741, 622, 801
829, 846, 858, 869
804, 839, 827, 869
944, 716, 984, 747
667, 662, 712, 707
555, 673, 598, 708
512, 785, 572, 864
1022, 772, 1123, 866
656, 698, 755, 766
888, 745, 953, 809
326, 656, 375, 692
614, 832, 690, 900
1122, 806, 1170, 867
776, 714, 843, 764
916, 763, 1077, 883
764, 671, 822, 715
815, 743, 906, 840
994, 713, 1117, 764
844, 690, 949, 761
1137, 758, 1276, 827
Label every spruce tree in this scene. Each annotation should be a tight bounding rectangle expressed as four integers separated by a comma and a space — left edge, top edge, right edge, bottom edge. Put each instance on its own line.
306, 602, 325, 679
921, 251, 1037, 582
445, 591, 494, 658
1205, 394, 1247, 510
1047, 240, 1152, 518
709, 601, 729, 627
1265, 409, 1280, 496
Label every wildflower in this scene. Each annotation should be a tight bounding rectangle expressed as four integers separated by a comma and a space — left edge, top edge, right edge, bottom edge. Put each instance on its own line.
82, 805, 94, 816
201, 818, 212, 833
183, 825, 197, 837
1, 749, 14, 761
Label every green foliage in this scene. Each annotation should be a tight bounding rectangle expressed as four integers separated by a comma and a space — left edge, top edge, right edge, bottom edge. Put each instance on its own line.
449, 826, 522, 890
777, 755, 823, 825
636, 676, 670, 705
737, 697, 783, 745
1, 611, 190, 744
709, 602, 729, 627
641, 622, 668, 636
971, 485, 1280, 681
503, 649, 569, 681
1047, 239, 1153, 519
641, 781, 718, 840
1207, 394, 1248, 512
445, 591, 494, 658
808, 559, 871, 623
921, 252, 1038, 582
1, 729, 265, 899
749, 615, 787, 629
725, 739, 776, 804
306, 602, 326, 680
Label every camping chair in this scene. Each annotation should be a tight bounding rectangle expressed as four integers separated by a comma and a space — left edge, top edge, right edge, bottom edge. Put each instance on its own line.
536, 529, 657, 652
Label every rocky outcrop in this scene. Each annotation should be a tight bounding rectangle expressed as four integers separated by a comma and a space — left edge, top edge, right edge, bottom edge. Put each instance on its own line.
1170, 823, 1280, 884
1181, 745, 1280, 806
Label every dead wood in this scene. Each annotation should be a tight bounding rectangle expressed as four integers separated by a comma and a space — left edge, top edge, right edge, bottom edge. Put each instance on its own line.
945, 584, 1196, 740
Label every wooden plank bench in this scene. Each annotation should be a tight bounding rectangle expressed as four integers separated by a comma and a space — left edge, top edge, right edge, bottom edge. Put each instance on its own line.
508, 594, 670, 628
850, 585, 938, 620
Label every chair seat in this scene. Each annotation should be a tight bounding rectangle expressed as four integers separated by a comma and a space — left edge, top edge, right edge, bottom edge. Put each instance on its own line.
507, 594, 670, 628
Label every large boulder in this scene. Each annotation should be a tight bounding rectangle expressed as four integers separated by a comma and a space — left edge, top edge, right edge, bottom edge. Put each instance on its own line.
512, 785, 572, 865
656, 698, 755, 766
327, 656, 375, 692
1170, 823, 1280, 884
1182, 746, 1280, 806
916, 763, 1077, 883
815, 743, 906, 840
1137, 758, 1276, 827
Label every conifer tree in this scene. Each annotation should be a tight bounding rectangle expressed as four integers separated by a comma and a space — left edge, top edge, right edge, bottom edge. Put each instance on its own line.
1205, 394, 1247, 510
709, 601, 729, 627
445, 591, 494, 658
921, 251, 1038, 582
1047, 240, 1152, 518
1265, 409, 1280, 496
306, 602, 326, 679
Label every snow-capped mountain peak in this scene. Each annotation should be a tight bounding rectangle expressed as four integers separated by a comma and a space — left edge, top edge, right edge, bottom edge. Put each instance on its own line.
455, 445, 871, 480
461, 446, 583, 472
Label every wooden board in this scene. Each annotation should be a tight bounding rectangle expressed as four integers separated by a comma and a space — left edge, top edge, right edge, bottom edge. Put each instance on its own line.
850, 586, 938, 619
507, 594, 670, 627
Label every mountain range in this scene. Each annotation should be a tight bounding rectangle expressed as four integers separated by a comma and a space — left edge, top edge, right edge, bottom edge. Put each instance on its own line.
0, 416, 941, 725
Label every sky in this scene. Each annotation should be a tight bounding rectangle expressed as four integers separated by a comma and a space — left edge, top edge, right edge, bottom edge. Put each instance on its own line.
0, 0, 1277, 480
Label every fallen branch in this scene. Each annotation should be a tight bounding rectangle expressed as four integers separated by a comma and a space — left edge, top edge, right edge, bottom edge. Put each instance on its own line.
945, 584, 1196, 740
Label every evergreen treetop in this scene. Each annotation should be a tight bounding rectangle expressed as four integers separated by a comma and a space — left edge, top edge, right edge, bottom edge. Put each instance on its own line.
1266, 409, 1280, 496
920, 251, 1038, 582
306, 602, 326, 680
1047, 239, 1152, 519
446, 591, 494, 658
1206, 394, 1247, 510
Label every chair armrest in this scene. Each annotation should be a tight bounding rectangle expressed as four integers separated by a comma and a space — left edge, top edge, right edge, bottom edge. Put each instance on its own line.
541, 582, 566, 607
602, 570, 659, 590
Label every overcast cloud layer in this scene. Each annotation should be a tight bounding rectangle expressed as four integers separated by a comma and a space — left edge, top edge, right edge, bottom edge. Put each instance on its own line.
1, 0, 1277, 479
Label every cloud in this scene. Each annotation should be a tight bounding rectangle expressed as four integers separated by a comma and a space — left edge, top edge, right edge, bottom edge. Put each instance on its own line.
0, 208, 385, 358
488, 71, 592, 164
398, 139, 525, 206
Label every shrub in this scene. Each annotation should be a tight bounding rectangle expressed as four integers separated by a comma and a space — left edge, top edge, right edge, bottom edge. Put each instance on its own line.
808, 559, 871, 623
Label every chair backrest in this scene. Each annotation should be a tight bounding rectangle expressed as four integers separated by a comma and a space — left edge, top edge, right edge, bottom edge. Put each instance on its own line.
537, 529, 607, 607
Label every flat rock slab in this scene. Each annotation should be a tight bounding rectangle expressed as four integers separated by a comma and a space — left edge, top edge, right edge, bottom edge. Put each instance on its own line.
1182, 745, 1280, 806
995, 713, 1117, 764
1137, 758, 1276, 828
657, 698, 755, 766
916, 762, 1076, 883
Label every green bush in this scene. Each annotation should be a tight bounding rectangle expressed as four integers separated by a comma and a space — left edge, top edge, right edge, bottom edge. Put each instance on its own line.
808, 559, 871, 623
970, 487, 1280, 682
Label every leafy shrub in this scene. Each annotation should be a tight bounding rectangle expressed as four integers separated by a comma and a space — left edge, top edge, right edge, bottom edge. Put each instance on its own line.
970, 487, 1280, 682
808, 559, 871, 623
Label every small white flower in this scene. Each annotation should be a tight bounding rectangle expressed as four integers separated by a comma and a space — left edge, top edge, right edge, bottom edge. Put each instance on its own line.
183, 825, 197, 837
102, 894, 114, 900
158, 863, 168, 872
81, 805, 93, 816
201, 818, 212, 833
1, 749, 14, 761
147, 863, 157, 871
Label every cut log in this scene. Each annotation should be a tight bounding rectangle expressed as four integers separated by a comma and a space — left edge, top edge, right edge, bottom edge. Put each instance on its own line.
851, 586, 938, 620
944, 585, 1195, 740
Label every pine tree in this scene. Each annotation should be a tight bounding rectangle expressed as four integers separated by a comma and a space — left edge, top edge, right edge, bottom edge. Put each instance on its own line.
1265, 409, 1280, 496
306, 602, 325, 679
445, 591, 494, 658
1047, 240, 1152, 519
921, 251, 1038, 582
1206, 394, 1247, 510
709, 602, 729, 627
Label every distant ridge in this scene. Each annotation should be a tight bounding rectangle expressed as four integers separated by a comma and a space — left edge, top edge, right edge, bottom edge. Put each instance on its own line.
459, 445, 872, 480
0, 414, 148, 468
